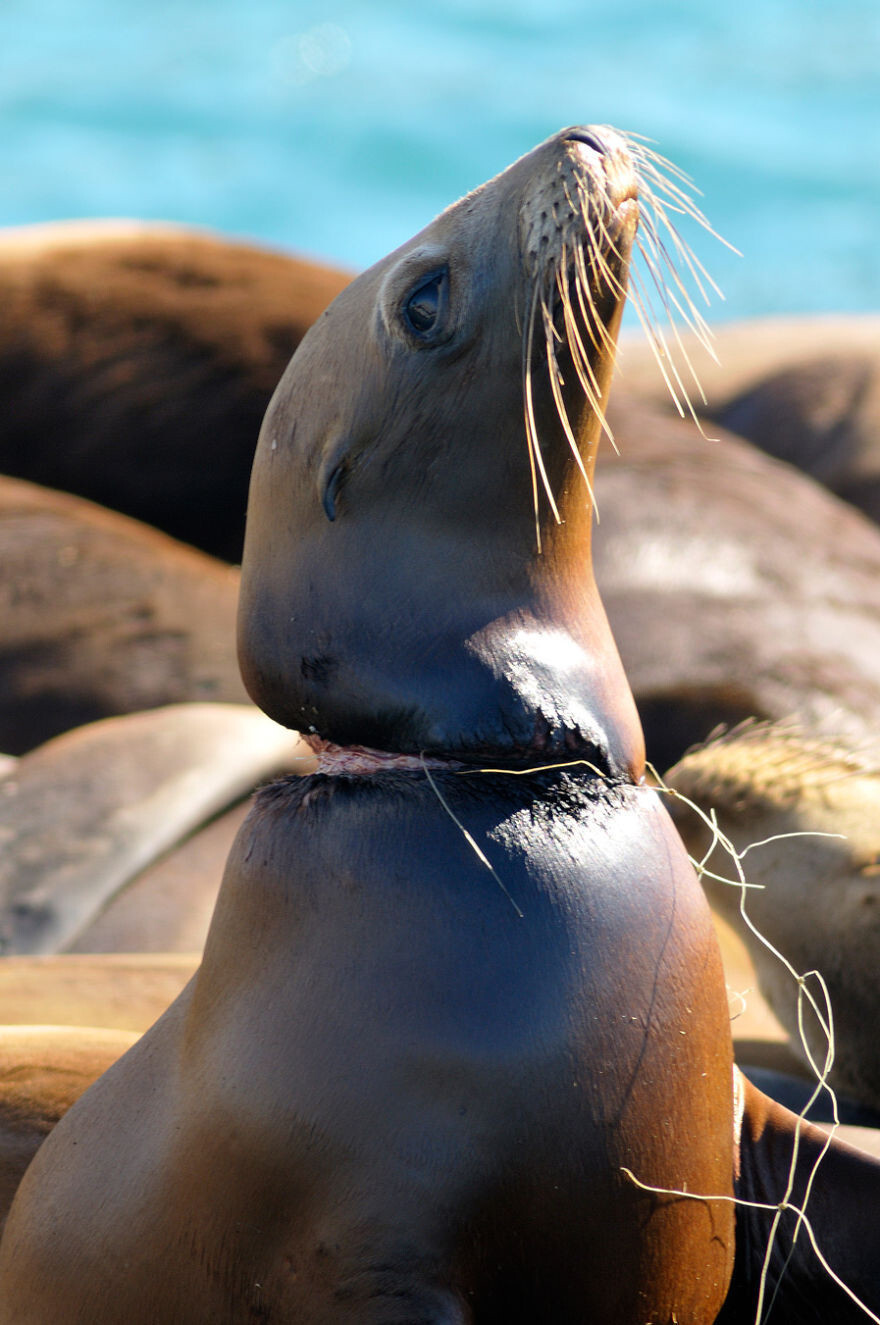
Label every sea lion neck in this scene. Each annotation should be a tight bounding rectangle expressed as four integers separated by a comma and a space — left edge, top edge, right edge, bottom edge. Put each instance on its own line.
238, 125, 645, 779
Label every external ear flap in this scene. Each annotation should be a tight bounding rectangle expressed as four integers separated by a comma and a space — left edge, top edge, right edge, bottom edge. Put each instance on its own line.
321, 463, 345, 522
317, 436, 355, 523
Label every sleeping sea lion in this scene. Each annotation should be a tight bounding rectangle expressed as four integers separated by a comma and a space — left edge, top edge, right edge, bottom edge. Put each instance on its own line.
0, 474, 246, 753
593, 395, 880, 770
0, 1022, 137, 1229
0, 221, 351, 560
0, 1024, 138, 1240
1, 126, 877, 1323
714, 349, 880, 524
615, 313, 880, 417
614, 316, 880, 527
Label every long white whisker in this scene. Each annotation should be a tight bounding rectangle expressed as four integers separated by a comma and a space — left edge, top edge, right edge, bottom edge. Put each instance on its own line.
520, 127, 732, 549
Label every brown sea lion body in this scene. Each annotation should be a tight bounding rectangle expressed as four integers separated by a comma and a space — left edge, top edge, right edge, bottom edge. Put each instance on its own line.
0, 222, 351, 560
0, 769, 737, 1323
595, 396, 880, 769
616, 316, 880, 526
0, 474, 246, 753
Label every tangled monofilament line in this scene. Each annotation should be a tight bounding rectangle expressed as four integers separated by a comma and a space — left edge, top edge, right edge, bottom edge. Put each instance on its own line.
645, 764, 880, 1325
420, 751, 879, 1324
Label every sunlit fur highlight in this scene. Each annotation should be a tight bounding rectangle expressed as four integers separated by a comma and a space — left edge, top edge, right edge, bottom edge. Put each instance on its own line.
667, 718, 880, 812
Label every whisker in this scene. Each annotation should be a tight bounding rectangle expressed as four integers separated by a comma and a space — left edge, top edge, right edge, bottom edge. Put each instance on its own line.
520, 126, 732, 545
557, 257, 615, 455
522, 286, 561, 543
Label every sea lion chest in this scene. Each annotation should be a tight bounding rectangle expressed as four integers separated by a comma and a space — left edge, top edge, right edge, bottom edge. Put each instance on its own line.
0, 770, 734, 1323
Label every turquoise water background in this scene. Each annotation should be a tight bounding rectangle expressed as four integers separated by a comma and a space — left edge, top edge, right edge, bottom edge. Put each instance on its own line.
2, 0, 878, 322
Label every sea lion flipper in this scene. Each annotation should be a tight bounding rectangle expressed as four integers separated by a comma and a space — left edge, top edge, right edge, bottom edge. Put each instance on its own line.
721, 1070, 880, 1322
0, 705, 313, 956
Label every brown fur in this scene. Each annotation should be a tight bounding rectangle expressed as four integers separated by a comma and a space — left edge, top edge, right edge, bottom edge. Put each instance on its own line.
0, 223, 351, 560
0, 474, 245, 753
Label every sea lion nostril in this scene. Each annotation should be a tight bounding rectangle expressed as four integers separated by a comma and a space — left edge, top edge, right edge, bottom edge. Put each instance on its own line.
565, 128, 605, 154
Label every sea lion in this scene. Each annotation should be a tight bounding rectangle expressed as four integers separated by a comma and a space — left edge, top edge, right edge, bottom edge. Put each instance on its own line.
0, 954, 197, 1033
714, 350, 880, 524
2, 767, 739, 1324
1, 125, 876, 1322
613, 316, 880, 527
66, 800, 250, 954
593, 395, 880, 770
0, 474, 246, 753
0, 703, 315, 955
665, 720, 880, 1115
716, 1068, 880, 1324
614, 313, 880, 417
0, 1024, 138, 1238
0, 221, 351, 560
708, 914, 879, 1126
0, 124, 740, 1324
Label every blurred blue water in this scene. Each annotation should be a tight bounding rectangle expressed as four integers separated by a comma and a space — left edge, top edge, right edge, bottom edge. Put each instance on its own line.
2, 0, 878, 321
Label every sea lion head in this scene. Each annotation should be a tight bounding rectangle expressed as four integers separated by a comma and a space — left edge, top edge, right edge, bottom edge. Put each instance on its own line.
238, 125, 645, 774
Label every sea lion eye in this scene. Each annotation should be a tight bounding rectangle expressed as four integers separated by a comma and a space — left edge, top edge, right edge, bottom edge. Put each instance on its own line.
402, 269, 448, 338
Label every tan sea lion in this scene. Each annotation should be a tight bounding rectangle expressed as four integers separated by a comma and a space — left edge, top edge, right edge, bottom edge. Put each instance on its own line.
0, 474, 246, 753
0, 1024, 138, 1238
666, 720, 880, 1116
0, 954, 197, 1033
0, 221, 351, 560
0, 123, 737, 1325
2, 126, 877, 1323
0, 703, 314, 955
0, 952, 200, 1233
